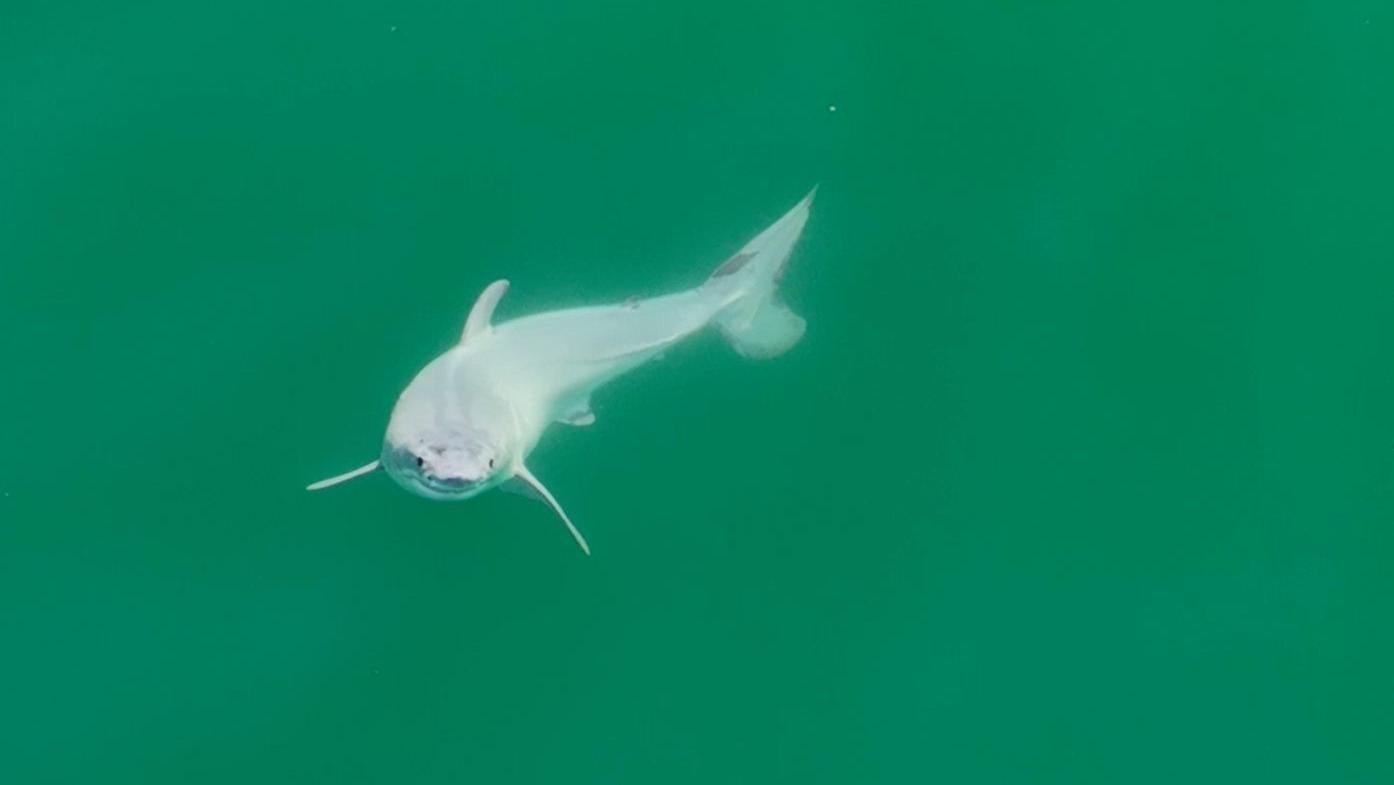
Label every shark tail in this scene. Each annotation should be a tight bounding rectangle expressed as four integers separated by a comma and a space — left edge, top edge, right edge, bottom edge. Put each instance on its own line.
707, 186, 816, 359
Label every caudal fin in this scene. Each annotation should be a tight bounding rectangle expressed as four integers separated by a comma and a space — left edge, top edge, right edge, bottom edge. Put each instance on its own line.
708, 187, 816, 359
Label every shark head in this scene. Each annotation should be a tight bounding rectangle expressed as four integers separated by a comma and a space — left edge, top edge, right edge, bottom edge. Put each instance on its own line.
380, 424, 505, 500
379, 350, 517, 500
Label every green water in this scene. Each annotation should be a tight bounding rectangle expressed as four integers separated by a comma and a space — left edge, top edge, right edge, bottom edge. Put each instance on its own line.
3, 2, 1392, 782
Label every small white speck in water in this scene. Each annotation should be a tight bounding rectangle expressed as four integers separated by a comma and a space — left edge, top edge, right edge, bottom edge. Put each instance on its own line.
390, 25, 398, 32
828, 105, 837, 112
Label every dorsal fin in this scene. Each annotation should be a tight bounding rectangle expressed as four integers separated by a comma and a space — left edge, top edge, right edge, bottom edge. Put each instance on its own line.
461, 280, 510, 343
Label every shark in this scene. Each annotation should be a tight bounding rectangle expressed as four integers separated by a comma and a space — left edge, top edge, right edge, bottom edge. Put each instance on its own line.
308, 187, 817, 554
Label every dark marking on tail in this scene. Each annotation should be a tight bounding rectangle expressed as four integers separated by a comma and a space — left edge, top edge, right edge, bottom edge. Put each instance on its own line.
710, 251, 755, 279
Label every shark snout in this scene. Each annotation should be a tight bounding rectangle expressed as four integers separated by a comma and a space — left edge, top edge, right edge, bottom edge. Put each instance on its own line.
380, 436, 501, 500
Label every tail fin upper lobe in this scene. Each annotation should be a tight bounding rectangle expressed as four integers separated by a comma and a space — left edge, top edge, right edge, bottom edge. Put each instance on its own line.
708, 187, 816, 359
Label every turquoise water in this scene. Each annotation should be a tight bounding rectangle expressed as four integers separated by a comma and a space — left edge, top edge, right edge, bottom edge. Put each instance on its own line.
3, 2, 1393, 782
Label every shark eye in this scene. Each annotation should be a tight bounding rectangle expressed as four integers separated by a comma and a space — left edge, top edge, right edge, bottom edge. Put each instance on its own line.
415, 456, 424, 469
488, 458, 495, 469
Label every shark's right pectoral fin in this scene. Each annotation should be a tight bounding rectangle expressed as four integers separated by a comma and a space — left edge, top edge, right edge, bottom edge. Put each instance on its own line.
306, 460, 380, 491
507, 464, 591, 555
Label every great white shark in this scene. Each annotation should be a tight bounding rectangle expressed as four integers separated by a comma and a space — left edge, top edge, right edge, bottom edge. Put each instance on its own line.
308, 188, 817, 553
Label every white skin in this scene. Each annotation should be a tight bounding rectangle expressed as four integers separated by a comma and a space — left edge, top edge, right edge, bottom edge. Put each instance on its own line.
310, 188, 816, 553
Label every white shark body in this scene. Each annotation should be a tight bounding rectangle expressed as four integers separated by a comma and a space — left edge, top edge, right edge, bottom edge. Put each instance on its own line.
309, 188, 817, 553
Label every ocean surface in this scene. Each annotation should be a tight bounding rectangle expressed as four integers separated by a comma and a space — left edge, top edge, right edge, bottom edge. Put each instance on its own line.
2, 2, 1392, 782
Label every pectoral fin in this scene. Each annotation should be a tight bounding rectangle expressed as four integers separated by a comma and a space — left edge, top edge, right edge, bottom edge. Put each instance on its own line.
307, 460, 380, 491
509, 464, 591, 555
461, 279, 510, 343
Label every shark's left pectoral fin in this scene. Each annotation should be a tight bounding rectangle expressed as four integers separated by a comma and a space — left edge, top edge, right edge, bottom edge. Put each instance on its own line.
462, 279, 510, 343
508, 464, 591, 555
307, 460, 380, 491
